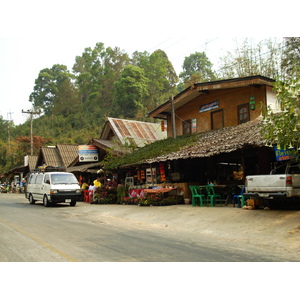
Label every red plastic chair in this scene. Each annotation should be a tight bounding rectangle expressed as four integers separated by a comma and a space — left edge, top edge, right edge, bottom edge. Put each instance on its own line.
83, 190, 93, 203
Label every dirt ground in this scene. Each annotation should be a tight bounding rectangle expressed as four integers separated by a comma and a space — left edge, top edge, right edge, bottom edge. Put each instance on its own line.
75, 202, 300, 261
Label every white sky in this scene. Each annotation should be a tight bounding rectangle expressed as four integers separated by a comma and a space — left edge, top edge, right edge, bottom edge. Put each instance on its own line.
0, 0, 297, 125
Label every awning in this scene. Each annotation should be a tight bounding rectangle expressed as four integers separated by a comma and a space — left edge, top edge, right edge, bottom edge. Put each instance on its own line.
66, 162, 103, 173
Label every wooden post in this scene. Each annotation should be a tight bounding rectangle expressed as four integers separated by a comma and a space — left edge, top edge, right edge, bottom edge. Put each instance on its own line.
170, 95, 176, 138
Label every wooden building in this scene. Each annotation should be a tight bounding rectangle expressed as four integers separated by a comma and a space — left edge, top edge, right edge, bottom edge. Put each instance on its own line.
148, 75, 276, 136
116, 75, 279, 198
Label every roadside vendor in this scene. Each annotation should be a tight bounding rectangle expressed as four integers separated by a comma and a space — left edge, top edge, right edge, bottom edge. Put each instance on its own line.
93, 177, 102, 188
81, 181, 89, 190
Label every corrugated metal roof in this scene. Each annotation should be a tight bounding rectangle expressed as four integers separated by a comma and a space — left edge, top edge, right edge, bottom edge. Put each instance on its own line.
106, 117, 167, 147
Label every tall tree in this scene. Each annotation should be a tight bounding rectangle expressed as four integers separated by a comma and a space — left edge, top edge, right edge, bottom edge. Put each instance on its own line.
52, 80, 81, 117
281, 37, 300, 79
113, 65, 149, 119
73, 43, 129, 107
143, 49, 178, 111
29, 64, 75, 115
217, 38, 283, 79
179, 51, 216, 87
73, 42, 106, 103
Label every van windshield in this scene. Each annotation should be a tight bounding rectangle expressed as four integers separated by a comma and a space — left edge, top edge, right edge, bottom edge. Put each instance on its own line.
50, 174, 78, 185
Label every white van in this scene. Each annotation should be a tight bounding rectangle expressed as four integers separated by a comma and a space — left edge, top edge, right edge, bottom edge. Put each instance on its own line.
25, 171, 81, 207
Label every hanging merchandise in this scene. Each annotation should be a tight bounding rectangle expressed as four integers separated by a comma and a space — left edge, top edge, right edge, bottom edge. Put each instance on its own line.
137, 170, 141, 181
159, 163, 166, 181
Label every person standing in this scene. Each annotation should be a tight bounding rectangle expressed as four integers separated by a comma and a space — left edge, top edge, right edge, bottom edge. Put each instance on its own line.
93, 177, 102, 188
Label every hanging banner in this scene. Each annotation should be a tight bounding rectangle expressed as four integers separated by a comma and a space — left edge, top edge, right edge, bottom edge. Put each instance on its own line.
78, 145, 99, 162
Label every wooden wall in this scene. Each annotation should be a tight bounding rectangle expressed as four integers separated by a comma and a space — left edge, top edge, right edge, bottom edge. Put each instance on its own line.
167, 85, 270, 137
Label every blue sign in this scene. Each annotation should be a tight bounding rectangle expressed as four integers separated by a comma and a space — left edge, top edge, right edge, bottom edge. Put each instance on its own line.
274, 146, 296, 161
199, 100, 219, 113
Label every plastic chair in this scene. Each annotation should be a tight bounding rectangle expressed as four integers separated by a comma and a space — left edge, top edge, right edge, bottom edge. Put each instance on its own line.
233, 185, 246, 208
83, 190, 93, 203
83, 190, 89, 202
205, 185, 222, 207
189, 185, 206, 206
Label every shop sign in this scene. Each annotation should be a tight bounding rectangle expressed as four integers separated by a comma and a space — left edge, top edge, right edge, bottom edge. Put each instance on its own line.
192, 118, 197, 133
78, 145, 99, 162
199, 100, 219, 113
274, 146, 296, 161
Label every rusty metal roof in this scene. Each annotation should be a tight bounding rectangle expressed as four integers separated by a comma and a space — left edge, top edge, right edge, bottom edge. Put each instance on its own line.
101, 117, 167, 147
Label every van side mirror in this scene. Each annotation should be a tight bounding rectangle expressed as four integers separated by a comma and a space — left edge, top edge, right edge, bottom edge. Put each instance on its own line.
45, 180, 50, 184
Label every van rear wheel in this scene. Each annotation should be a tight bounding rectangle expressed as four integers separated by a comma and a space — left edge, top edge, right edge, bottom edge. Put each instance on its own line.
43, 195, 50, 207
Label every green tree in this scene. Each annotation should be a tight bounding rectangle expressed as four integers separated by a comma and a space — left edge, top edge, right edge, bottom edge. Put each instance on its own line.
101, 46, 130, 108
143, 49, 178, 111
113, 65, 149, 118
218, 38, 283, 79
52, 80, 80, 117
73, 43, 129, 106
281, 37, 300, 79
29, 64, 75, 115
73, 42, 106, 103
261, 72, 300, 151
179, 51, 216, 87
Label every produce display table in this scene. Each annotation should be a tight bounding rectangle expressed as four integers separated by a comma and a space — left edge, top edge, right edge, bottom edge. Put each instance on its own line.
143, 188, 176, 194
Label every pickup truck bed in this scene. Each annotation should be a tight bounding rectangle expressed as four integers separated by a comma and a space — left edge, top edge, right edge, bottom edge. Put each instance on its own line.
244, 174, 300, 198
244, 161, 300, 204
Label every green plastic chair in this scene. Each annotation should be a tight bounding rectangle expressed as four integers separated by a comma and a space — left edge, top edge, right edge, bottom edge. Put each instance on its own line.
189, 185, 205, 207
205, 185, 222, 207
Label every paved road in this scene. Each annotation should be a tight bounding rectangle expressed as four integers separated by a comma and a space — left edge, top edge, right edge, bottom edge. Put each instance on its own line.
0, 193, 297, 262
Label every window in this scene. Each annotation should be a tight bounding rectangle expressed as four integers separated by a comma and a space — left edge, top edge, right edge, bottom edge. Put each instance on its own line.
28, 174, 36, 184
44, 174, 50, 183
238, 104, 250, 124
36, 174, 44, 184
211, 110, 224, 130
182, 119, 191, 135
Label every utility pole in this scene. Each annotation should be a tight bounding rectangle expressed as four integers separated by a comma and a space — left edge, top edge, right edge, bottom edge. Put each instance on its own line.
3, 119, 11, 152
170, 95, 176, 138
22, 109, 41, 155
3, 112, 13, 152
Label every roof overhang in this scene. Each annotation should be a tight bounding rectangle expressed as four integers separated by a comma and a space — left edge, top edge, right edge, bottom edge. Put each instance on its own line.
148, 75, 275, 119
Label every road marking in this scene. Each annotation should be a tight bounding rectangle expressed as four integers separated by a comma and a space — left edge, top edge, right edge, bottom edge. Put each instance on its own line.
0, 217, 78, 262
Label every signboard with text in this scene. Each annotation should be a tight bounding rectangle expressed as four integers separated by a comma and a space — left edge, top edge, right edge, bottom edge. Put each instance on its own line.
78, 145, 99, 162
199, 100, 219, 113
274, 146, 296, 161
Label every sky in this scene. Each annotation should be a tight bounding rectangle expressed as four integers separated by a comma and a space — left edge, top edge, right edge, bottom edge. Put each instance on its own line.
0, 0, 297, 125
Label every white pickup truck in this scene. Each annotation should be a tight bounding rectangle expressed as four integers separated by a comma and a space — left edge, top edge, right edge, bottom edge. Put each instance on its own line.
244, 160, 300, 207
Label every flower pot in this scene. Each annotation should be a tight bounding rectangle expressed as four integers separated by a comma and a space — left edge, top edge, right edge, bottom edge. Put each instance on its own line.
184, 198, 190, 205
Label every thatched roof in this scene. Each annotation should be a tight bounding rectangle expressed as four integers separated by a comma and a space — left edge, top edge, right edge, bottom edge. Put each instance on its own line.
145, 117, 265, 164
